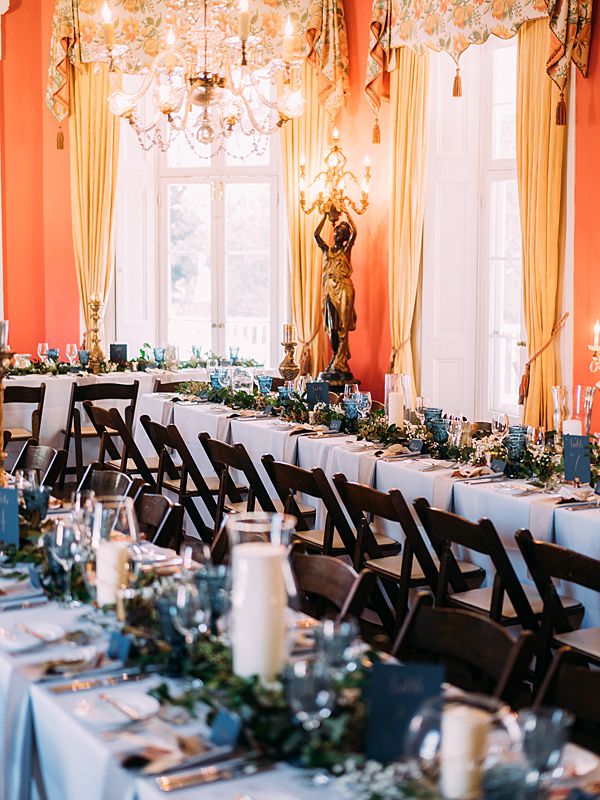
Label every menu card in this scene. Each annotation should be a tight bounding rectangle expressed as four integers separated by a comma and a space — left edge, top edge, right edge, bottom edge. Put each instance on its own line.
366, 662, 444, 763
306, 382, 329, 409
563, 435, 591, 484
109, 344, 128, 364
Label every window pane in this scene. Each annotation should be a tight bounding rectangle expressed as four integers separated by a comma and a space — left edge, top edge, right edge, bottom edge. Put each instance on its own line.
488, 177, 523, 414
492, 45, 517, 159
167, 184, 212, 356
224, 183, 271, 364
167, 133, 211, 169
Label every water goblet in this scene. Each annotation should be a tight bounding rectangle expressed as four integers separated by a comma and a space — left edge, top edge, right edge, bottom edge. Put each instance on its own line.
527, 426, 546, 459
518, 707, 573, 790
448, 418, 465, 448
46, 520, 84, 607
65, 343, 78, 366
169, 580, 211, 684
153, 347, 165, 366
356, 391, 372, 420
313, 619, 359, 679
343, 383, 359, 400
415, 396, 430, 425
37, 342, 49, 364
229, 346, 240, 365
256, 374, 273, 395
78, 349, 90, 369
285, 659, 335, 731
71, 490, 97, 534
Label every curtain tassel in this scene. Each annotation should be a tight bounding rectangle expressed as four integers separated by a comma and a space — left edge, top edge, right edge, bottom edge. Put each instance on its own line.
300, 345, 312, 376
452, 66, 462, 97
56, 125, 65, 150
518, 362, 530, 405
372, 117, 381, 144
555, 91, 567, 126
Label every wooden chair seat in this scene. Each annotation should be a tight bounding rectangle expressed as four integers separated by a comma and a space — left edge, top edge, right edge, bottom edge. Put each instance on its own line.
64, 424, 118, 437
162, 475, 223, 495
227, 497, 316, 518
105, 456, 161, 473
450, 584, 582, 621
366, 555, 484, 584
554, 627, 600, 660
298, 528, 398, 553
6, 427, 33, 440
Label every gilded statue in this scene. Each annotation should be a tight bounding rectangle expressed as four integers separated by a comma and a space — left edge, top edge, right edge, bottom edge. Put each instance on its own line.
314, 209, 357, 379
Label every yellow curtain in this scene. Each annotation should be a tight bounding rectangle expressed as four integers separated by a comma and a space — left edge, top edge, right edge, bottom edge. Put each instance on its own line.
388, 48, 429, 387
69, 63, 120, 350
517, 19, 567, 428
280, 61, 329, 376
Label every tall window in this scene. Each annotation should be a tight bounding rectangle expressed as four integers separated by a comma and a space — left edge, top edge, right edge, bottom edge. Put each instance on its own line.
479, 39, 525, 419
160, 135, 283, 365
422, 38, 525, 420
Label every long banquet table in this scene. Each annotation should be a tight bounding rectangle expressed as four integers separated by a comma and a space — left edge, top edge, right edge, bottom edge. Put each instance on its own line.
134, 394, 600, 629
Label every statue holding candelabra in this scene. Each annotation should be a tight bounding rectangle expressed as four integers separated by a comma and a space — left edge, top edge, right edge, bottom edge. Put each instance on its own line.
299, 128, 370, 388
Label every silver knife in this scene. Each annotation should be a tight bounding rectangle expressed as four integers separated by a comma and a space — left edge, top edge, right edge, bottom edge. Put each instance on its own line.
49, 665, 160, 694
0, 597, 48, 612
155, 756, 274, 793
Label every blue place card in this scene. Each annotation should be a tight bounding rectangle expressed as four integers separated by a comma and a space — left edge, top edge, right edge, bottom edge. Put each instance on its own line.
329, 419, 342, 432
564, 435, 591, 484
491, 458, 507, 474
365, 662, 444, 763
108, 631, 133, 662
109, 343, 128, 364
0, 487, 19, 546
306, 381, 329, 409
408, 439, 424, 453
210, 708, 242, 747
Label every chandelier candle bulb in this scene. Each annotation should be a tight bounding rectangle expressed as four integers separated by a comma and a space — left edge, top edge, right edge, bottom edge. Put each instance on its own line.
440, 705, 491, 799
231, 542, 287, 680
101, 1, 115, 47
282, 17, 294, 61
238, 0, 250, 41
388, 391, 405, 428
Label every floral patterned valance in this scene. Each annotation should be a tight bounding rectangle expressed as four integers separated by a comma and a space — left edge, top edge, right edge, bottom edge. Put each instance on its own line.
365, 0, 593, 114
47, 0, 349, 122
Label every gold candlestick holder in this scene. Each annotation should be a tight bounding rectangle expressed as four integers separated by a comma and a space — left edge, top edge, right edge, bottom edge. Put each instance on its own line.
87, 294, 105, 375
0, 348, 15, 487
279, 340, 300, 382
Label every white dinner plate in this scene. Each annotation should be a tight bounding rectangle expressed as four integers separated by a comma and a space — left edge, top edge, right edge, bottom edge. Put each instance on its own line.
0, 621, 65, 653
495, 484, 539, 497
560, 743, 599, 778
73, 689, 160, 730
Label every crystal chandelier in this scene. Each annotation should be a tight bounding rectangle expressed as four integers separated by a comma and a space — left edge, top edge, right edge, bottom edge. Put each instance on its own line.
101, 0, 306, 157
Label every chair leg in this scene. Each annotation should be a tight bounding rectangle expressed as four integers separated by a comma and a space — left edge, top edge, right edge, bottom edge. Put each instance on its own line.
183, 496, 213, 544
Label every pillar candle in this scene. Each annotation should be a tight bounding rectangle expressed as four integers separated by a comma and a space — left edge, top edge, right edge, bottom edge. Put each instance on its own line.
96, 540, 129, 607
238, 0, 250, 40
440, 705, 490, 799
563, 419, 583, 436
388, 391, 405, 428
231, 542, 286, 680
283, 324, 296, 344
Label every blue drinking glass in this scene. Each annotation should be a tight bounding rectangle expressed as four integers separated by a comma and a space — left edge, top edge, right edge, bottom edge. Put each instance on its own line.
343, 398, 359, 420
210, 372, 223, 390
153, 347, 165, 365
47, 348, 59, 363
78, 350, 90, 368
278, 386, 291, 402
257, 375, 273, 395
423, 407, 443, 426
430, 418, 449, 444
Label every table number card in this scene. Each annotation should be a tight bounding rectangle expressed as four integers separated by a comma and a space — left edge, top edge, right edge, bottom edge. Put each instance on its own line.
564, 435, 591, 485
306, 381, 329, 409
0, 487, 19, 546
109, 344, 128, 364
366, 662, 444, 763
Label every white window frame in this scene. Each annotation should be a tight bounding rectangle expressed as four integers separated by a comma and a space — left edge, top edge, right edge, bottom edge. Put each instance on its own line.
157, 142, 287, 367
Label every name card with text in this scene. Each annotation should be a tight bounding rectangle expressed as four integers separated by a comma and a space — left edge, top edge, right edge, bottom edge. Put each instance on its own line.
564, 435, 591, 484
306, 382, 329, 409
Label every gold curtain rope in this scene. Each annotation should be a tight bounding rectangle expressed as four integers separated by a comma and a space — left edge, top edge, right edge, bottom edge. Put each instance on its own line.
389, 333, 411, 373
518, 311, 570, 405
298, 328, 320, 375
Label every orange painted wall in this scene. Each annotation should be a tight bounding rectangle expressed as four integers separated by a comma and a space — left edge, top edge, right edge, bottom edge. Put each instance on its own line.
337, 1, 391, 400
0, 0, 78, 355
574, 10, 600, 429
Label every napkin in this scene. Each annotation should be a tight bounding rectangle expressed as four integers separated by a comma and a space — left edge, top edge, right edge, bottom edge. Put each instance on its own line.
451, 466, 494, 479
379, 444, 412, 458
557, 485, 596, 503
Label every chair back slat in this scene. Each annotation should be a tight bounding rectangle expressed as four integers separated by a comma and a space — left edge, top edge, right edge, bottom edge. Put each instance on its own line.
139, 415, 181, 480
153, 380, 187, 394
11, 440, 66, 489
135, 493, 184, 551
415, 499, 539, 631
4, 383, 46, 440
77, 465, 133, 498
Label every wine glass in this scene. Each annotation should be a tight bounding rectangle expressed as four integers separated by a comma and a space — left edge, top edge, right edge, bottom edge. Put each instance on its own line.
448, 418, 465, 448
46, 520, 84, 607
356, 391, 372, 419
37, 342, 49, 364
65, 343, 78, 366
285, 659, 335, 731
343, 383, 359, 400
527, 426, 546, 458
415, 396, 430, 425
492, 412, 509, 440
169, 580, 211, 684
518, 707, 573, 790
71, 490, 97, 535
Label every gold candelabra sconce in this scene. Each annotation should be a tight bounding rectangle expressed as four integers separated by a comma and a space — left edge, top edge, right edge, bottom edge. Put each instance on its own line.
299, 127, 371, 219
86, 293, 106, 374
278, 324, 300, 382
589, 319, 600, 375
